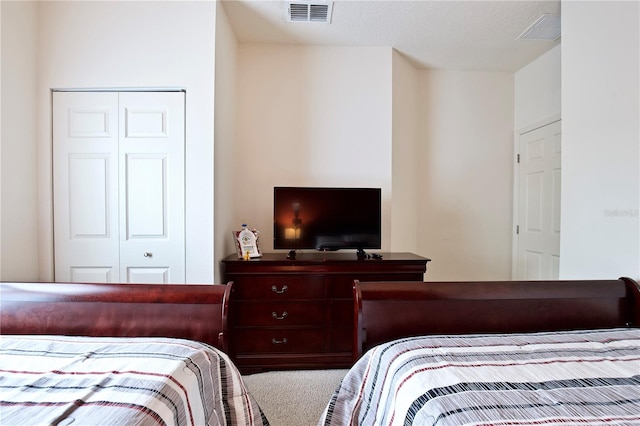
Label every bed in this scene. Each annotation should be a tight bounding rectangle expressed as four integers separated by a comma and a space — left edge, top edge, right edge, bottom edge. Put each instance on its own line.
320, 277, 640, 425
0, 281, 269, 426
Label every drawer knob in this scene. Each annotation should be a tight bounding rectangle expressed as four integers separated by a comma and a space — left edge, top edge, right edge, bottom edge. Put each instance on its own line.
271, 337, 288, 345
271, 311, 288, 320
271, 285, 288, 294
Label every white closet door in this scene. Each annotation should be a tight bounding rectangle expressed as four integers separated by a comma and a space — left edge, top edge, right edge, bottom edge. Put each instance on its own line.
53, 91, 185, 284
53, 92, 120, 282
516, 120, 561, 280
118, 92, 185, 283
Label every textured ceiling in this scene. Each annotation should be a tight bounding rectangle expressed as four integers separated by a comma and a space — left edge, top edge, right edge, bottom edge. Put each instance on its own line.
222, 0, 561, 72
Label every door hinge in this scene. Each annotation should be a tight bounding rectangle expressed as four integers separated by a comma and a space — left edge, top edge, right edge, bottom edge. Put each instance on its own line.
517, 154, 520, 164
516, 225, 520, 235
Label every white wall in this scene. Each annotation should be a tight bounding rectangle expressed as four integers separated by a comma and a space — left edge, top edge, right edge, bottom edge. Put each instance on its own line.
515, 44, 561, 131
560, 1, 639, 279
234, 45, 393, 253
391, 50, 420, 253
214, 2, 238, 281
0, 1, 39, 281
33, 1, 216, 282
418, 70, 515, 280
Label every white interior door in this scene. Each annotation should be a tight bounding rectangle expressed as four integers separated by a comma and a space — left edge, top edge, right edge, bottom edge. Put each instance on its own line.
118, 92, 185, 283
53, 91, 185, 283
515, 120, 561, 280
53, 92, 120, 282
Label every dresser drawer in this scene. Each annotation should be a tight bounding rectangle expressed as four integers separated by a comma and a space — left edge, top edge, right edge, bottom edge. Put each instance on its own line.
329, 300, 352, 326
329, 275, 357, 298
234, 301, 324, 327
233, 329, 325, 354
328, 327, 351, 352
231, 275, 325, 300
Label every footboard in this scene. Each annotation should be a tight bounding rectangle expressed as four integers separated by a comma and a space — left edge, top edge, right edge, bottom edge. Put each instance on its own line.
353, 277, 640, 359
1, 282, 232, 351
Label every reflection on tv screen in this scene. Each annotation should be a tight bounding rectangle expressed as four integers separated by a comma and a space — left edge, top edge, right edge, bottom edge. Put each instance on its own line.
274, 187, 381, 251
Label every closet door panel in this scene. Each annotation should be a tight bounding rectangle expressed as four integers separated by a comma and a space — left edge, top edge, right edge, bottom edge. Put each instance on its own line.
70, 267, 114, 283
125, 154, 167, 238
53, 92, 120, 282
53, 91, 185, 284
118, 92, 185, 283
126, 267, 170, 284
68, 155, 110, 237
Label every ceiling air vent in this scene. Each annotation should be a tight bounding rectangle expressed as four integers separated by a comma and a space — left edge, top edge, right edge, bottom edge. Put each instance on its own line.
288, 2, 333, 23
518, 14, 561, 41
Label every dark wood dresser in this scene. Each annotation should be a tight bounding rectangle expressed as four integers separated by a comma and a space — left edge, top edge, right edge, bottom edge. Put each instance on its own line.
221, 252, 429, 372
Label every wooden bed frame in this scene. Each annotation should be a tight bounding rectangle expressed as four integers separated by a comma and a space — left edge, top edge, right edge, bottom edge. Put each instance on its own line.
353, 277, 640, 360
1, 282, 231, 351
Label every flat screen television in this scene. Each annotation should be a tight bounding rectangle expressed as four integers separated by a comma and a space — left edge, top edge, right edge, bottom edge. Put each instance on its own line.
273, 187, 381, 252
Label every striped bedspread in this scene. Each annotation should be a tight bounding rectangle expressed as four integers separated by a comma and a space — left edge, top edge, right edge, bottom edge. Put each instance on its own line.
0, 335, 269, 426
320, 328, 640, 426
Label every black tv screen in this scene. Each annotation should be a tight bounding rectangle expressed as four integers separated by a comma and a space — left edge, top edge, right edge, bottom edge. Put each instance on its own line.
273, 187, 381, 251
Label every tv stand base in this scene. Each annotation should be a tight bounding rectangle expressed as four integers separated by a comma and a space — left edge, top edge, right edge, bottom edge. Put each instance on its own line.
357, 249, 382, 260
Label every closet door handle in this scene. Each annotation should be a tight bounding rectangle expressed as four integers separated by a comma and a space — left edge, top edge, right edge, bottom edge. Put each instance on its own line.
271, 285, 288, 294
272, 311, 288, 320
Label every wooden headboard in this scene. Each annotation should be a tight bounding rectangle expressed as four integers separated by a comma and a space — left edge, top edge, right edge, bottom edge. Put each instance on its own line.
353, 277, 640, 360
1, 282, 231, 352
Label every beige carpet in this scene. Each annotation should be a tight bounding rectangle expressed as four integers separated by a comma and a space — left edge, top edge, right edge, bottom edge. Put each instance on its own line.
242, 369, 348, 426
